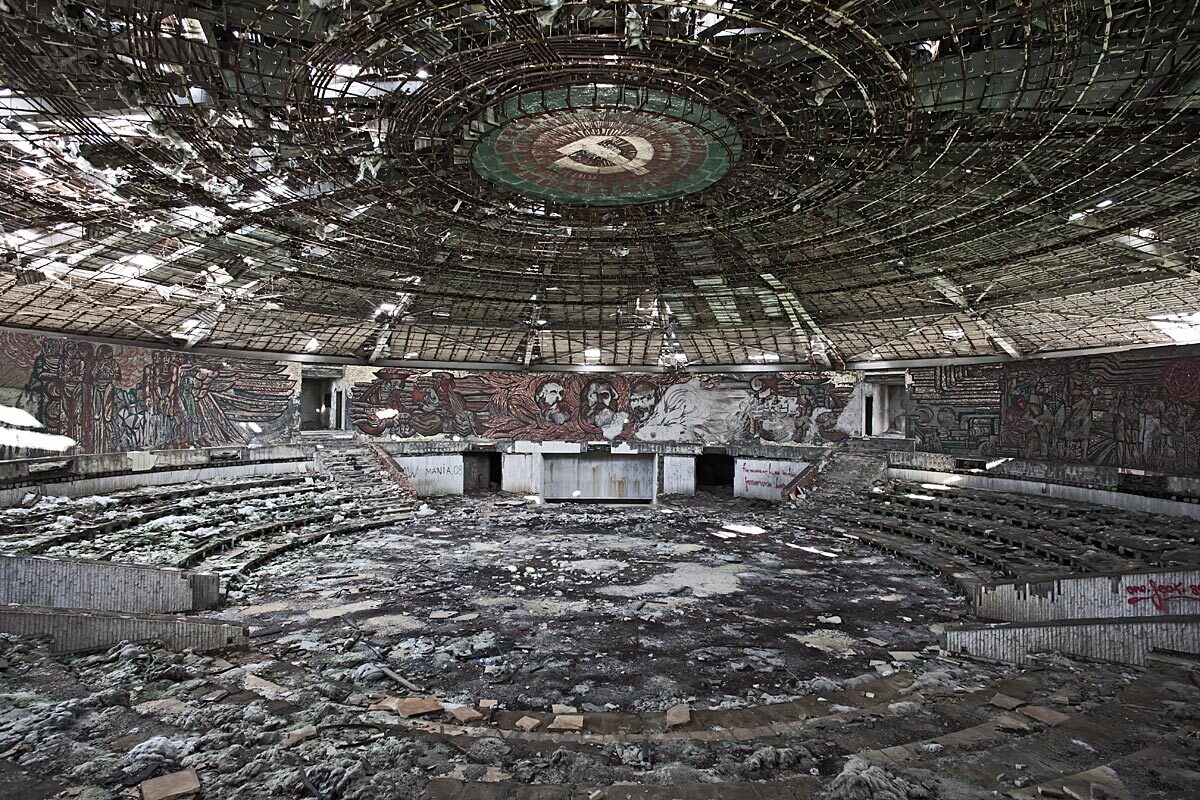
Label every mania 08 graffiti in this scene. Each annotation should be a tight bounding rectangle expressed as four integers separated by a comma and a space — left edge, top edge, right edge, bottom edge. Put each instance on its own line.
349, 370, 855, 445
1, 331, 298, 454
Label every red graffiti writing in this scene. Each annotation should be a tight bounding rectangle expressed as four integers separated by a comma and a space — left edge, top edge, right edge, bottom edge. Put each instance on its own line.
1125, 579, 1200, 612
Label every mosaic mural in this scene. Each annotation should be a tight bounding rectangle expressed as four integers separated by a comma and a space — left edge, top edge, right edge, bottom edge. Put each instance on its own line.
0, 331, 298, 454
908, 364, 1004, 457
350, 370, 855, 445
471, 86, 742, 206
909, 346, 1200, 474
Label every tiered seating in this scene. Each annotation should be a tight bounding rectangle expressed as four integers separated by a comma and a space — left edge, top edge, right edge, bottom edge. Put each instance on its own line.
815, 481, 1200, 595
0, 452, 416, 590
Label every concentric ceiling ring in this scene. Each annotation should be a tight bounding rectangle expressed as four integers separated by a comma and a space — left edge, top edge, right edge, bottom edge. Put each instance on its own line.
470, 87, 742, 206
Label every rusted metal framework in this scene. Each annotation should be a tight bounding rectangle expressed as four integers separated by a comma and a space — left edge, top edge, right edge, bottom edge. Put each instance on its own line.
1, 0, 1197, 367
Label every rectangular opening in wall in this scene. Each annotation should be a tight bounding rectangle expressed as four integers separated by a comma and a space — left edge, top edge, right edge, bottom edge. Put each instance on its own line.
695, 454, 735, 493
488, 452, 503, 488
299, 377, 335, 431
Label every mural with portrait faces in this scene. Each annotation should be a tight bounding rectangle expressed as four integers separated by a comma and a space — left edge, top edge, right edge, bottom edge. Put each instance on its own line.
349, 369, 856, 445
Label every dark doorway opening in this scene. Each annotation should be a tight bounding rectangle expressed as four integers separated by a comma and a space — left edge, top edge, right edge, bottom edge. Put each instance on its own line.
864, 396, 874, 436
695, 454, 735, 489
488, 452, 503, 488
300, 377, 335, 431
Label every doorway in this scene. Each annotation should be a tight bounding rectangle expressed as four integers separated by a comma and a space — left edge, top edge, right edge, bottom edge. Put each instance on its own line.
300, 376, 335, 431
695, 453, 735, 491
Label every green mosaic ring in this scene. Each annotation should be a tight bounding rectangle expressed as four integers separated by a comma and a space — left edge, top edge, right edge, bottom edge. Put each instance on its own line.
471, 86, 742, 206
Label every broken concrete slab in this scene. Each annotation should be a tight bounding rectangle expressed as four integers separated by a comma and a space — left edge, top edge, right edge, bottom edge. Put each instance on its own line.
550, 703, 577, 714
368, 696, 444, 717
139, 768, 200, 800
665, 704, 691, 728
280, 726, 318, 748
990, 692, 1026, 710
514, 716, 541, 732
450, 706, 485, 724
1020, 705, 1071, 725
995, 714, 1033, 733
134, 699, 191, 716
546, 714, 584, 732
243, 674, 287, 698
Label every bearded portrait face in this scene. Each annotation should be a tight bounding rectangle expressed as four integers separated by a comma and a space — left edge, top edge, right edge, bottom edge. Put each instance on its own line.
628, 381, 658, 422
582, 379, 619, 427
535, 380, 570, 425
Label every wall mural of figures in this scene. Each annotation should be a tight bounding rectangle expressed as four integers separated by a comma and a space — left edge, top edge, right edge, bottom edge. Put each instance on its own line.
349, 369, 857, 445
1000, 349, 1200, 473
908, 346, 1200, 475
0, 331, 299, 454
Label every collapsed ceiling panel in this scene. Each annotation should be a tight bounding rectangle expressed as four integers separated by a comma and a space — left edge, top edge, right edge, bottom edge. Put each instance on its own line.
0, 0, 1197, 367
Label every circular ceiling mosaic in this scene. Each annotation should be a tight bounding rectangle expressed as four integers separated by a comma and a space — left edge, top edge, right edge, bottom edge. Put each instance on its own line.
471, 87, 743, 206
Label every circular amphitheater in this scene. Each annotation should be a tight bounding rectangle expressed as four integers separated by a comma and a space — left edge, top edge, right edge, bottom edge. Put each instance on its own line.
1, 0, 1199, 797
1, 445, 1198, 800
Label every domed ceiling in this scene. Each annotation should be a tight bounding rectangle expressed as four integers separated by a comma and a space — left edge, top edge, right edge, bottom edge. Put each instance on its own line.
0, 1, 1198, 367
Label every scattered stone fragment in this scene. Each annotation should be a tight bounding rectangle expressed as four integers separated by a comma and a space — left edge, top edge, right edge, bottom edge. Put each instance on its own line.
864, 637, 889, 647
452, 612, 480, 622
134, 699, 191, 716
514, 716, 542, 732
888, 651, 920, 661
394, 697, 444, 718
244, 674, 286, 698
996, 715, 1033, 733
818, 615, 842, 624
721, 523, 765, 535
280, 726, 318, 748
451, 706, 485, 724
479, 699, 498, 710
547, 714, 584, 732
990, 692, 1026, 710
551, 703, 577, 714
709, 530, 738, 539
665, 703, 691, 728
368, 696, 443, 717
430, 610, 456, 620
139, 768, 200, 800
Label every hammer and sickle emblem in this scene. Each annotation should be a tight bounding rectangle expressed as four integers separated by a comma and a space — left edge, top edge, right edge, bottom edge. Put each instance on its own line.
553, 134, 655, 175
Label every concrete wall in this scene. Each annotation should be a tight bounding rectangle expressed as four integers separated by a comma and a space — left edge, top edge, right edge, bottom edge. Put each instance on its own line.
662, 455, 695, 496
0, 605, 249, 654
974, 569, 1200, 622
0, 445, 314, 507
734, 458, 810, 501
889, 466, 1200, 520
0, 556, 221, 613
943, 615, 1200, 666
393, 455, 464, 496
541, 453, 656, 501
501, 453, 541, 495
